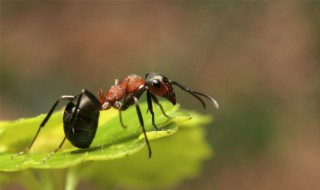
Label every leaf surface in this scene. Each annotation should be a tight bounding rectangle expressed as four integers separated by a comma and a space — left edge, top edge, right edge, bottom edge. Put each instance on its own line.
0, 102, 191, 171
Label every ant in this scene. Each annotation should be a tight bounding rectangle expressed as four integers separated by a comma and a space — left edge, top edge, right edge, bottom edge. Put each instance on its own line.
12, 72, 218, 161
98, 72, 219, 158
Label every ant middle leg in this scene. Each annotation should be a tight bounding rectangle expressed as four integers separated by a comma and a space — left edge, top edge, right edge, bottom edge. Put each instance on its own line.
119, 110, 128, 129
133, 96, 152, 158
120, 87, 146, 129
114, 101, 128, 129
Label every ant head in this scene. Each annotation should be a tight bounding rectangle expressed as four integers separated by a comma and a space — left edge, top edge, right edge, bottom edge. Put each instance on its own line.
145, 72, 176, 105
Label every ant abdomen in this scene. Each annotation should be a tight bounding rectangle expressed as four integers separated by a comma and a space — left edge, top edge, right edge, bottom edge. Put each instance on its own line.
63, 90, 101, 148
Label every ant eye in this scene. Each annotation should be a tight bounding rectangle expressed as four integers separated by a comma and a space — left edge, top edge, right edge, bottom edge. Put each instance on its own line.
152, 80, 161, 88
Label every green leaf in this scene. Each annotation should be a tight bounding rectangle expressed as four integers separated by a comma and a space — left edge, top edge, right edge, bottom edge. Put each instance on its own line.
0, 102, 191, 171
81, 114, 212, 189
0, 101, 214, 189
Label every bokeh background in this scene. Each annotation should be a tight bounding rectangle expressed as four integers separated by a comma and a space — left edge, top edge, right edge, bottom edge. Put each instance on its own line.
1, 2, 320, 190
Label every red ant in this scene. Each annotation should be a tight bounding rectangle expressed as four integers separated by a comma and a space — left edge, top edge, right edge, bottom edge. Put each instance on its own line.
98, 72, 219, 158
12, 72, 218, 161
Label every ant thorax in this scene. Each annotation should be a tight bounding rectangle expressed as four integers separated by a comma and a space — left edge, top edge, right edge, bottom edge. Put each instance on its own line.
121, 74, 145, 93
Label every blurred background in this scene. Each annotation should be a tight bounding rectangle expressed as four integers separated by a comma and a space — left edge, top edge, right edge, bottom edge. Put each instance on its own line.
1, 2, 320, 190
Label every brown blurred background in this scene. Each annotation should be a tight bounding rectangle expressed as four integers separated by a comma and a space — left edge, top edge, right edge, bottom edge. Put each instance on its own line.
1, 2, 320, 190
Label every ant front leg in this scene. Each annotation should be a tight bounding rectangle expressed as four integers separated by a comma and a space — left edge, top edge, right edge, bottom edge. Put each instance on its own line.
149, 92, 171, 119
146, 91, 159, 130
11, 95, 75, 159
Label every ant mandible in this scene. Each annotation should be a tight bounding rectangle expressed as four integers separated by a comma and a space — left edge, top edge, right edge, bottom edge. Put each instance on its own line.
98, 72, 219, 158
12, 72, 218, 161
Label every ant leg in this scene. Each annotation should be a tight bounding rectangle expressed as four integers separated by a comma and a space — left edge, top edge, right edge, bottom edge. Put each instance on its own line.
114, 101, 127, 129
146, 92, 159, 130
42, 136, 67, 162
149, 93, 171, 119
119, 110, 127, 128
72, 91, 83, 124
11, 95, 75, 159
133, 97, 152, 158
43, 92, 82, 161
120, 86, 146, 128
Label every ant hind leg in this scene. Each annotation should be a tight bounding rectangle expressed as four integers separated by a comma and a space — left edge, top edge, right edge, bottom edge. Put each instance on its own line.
11, 95, 75, 159
42, 136, 67, 162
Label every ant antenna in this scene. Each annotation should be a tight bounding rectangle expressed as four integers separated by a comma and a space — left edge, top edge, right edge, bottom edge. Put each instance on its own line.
169, 80, 219, 109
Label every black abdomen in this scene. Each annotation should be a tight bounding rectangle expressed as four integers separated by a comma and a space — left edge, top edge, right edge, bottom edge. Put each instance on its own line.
63, 90, 101, 148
